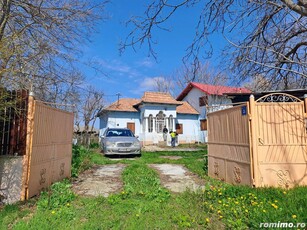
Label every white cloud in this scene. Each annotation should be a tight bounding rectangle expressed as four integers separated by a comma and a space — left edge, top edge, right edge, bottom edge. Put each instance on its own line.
129, 76, 168, 96
136, 57, 155, 68
97, 59, 140, 78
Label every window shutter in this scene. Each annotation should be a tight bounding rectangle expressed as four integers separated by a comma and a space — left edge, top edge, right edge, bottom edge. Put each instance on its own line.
176, 123, 183, 134
200, 119, 207, 131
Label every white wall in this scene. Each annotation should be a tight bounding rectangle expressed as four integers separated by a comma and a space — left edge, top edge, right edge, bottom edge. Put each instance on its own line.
99, 111, 141, 136
139, 104, 177, 118
177, 114, 202, 143
182, 88, 206, 117
180, 87, 234, 143
181, 88, 233, 119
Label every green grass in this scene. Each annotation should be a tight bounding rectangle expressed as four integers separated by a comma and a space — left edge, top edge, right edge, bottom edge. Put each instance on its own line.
0, 148, 306, 229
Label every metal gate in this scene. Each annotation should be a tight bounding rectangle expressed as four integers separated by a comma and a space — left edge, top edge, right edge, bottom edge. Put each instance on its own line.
250, 93, 307, 188
208, 103, 252, 185
208, 93, 307, 188
22, 96, 74, 199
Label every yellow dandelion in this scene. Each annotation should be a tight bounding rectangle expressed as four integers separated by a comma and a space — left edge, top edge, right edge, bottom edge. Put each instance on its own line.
274, 200, 278, 203
206, 218, 210, 223
217, 210, 221, 214
66, 203, 70, 207
292, 215, 297, 219
51, 210, 56, 214
245, 209, 248, 213
219, 215, 223, 219
218, 192, 222, 195
218, 200, 222, 204
263, 209, 266, 213
283, 191, 287, 195
235, 201, 239, 204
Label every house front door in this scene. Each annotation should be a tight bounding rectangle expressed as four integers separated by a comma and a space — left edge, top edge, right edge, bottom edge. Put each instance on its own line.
127, 122, 135, 133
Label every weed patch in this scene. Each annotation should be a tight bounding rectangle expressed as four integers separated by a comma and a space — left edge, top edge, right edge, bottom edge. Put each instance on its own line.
1, 149, 307, 229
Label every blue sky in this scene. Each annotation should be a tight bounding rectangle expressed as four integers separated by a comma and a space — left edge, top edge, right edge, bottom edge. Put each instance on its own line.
81, 1, 228, 103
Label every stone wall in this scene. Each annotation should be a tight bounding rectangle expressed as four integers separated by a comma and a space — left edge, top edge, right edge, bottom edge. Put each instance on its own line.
0, 156, 23, 204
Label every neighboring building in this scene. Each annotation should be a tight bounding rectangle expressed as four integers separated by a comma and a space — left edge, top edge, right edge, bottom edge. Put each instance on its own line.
98, 92, 200, 146
176, 82, 251, 142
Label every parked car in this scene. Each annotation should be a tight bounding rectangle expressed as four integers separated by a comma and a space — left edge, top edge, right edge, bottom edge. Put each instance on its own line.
100, 128, 141, 155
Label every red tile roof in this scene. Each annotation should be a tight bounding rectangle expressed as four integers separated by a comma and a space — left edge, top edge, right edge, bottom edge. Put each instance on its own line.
176, 82, 251, 101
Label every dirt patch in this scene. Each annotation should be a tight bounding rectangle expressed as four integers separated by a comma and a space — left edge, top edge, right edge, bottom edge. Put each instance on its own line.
72, 164, 126, 197
143, 145, 200, 152
149, 164, 205, 193
159, 156, 182, 160
72, 163, 205, 197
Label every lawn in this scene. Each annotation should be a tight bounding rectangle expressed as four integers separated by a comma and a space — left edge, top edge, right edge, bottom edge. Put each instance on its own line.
0, 146, 306, 229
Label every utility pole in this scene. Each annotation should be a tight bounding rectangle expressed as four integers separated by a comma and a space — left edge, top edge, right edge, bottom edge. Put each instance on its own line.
116, 93, 121, 106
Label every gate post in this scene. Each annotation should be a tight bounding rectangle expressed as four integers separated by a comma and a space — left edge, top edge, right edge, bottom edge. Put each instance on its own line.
20, 92, 35, 201
304, 94, 307, 130
249, 95, 259, 187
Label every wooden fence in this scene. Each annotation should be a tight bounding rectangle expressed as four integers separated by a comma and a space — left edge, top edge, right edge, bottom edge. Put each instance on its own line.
208, 93, 307, 188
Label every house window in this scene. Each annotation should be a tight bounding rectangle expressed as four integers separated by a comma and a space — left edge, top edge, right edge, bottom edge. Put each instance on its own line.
156, 111, 166, 133
176, 123, 183, 134
148, 115, 153, 132
200, 119, 207, 131
199, 95, 208, 107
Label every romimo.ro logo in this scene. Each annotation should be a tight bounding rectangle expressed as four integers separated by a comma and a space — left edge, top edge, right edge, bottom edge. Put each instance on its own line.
260, 222, 306, 228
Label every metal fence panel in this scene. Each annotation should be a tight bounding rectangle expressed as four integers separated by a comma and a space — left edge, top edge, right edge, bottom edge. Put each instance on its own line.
208, 103, 252, 186
253, 99, 307, 188
25, 101, 73, 198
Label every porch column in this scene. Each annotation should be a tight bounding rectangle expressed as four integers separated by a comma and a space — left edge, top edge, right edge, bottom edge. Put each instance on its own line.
172, 120, 175, 132
152, 117, 156, 133
145, 117, 148, 132
166, 117, 169, 131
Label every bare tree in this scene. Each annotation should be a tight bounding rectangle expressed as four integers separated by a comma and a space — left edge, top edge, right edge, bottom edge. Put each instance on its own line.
0, 0, 108, 98
172, 62, 229, 95
77, 86, 104, 146
153, 76, 174, 93
121, 0, 306, 90
243, 75, 273, 92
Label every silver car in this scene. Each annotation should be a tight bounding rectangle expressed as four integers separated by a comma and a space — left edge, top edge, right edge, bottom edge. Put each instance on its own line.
100, 128, 141, 155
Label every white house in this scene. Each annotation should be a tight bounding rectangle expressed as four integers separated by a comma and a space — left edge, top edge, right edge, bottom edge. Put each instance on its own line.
99, 92, 200, 146
176, 82, 251, 142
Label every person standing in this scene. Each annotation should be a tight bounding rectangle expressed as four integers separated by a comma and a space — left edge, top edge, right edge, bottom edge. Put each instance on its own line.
170, 130, 177, 147
163, 126, 168, 141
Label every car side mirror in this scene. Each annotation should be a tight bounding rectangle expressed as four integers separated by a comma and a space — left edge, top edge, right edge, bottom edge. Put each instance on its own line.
135, 135, 139, 138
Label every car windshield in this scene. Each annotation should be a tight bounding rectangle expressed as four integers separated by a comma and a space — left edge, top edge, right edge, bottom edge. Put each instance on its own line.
106, 129, 134, 137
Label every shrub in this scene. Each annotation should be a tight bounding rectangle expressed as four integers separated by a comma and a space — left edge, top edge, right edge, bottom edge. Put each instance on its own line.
71, 145, 93, 177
